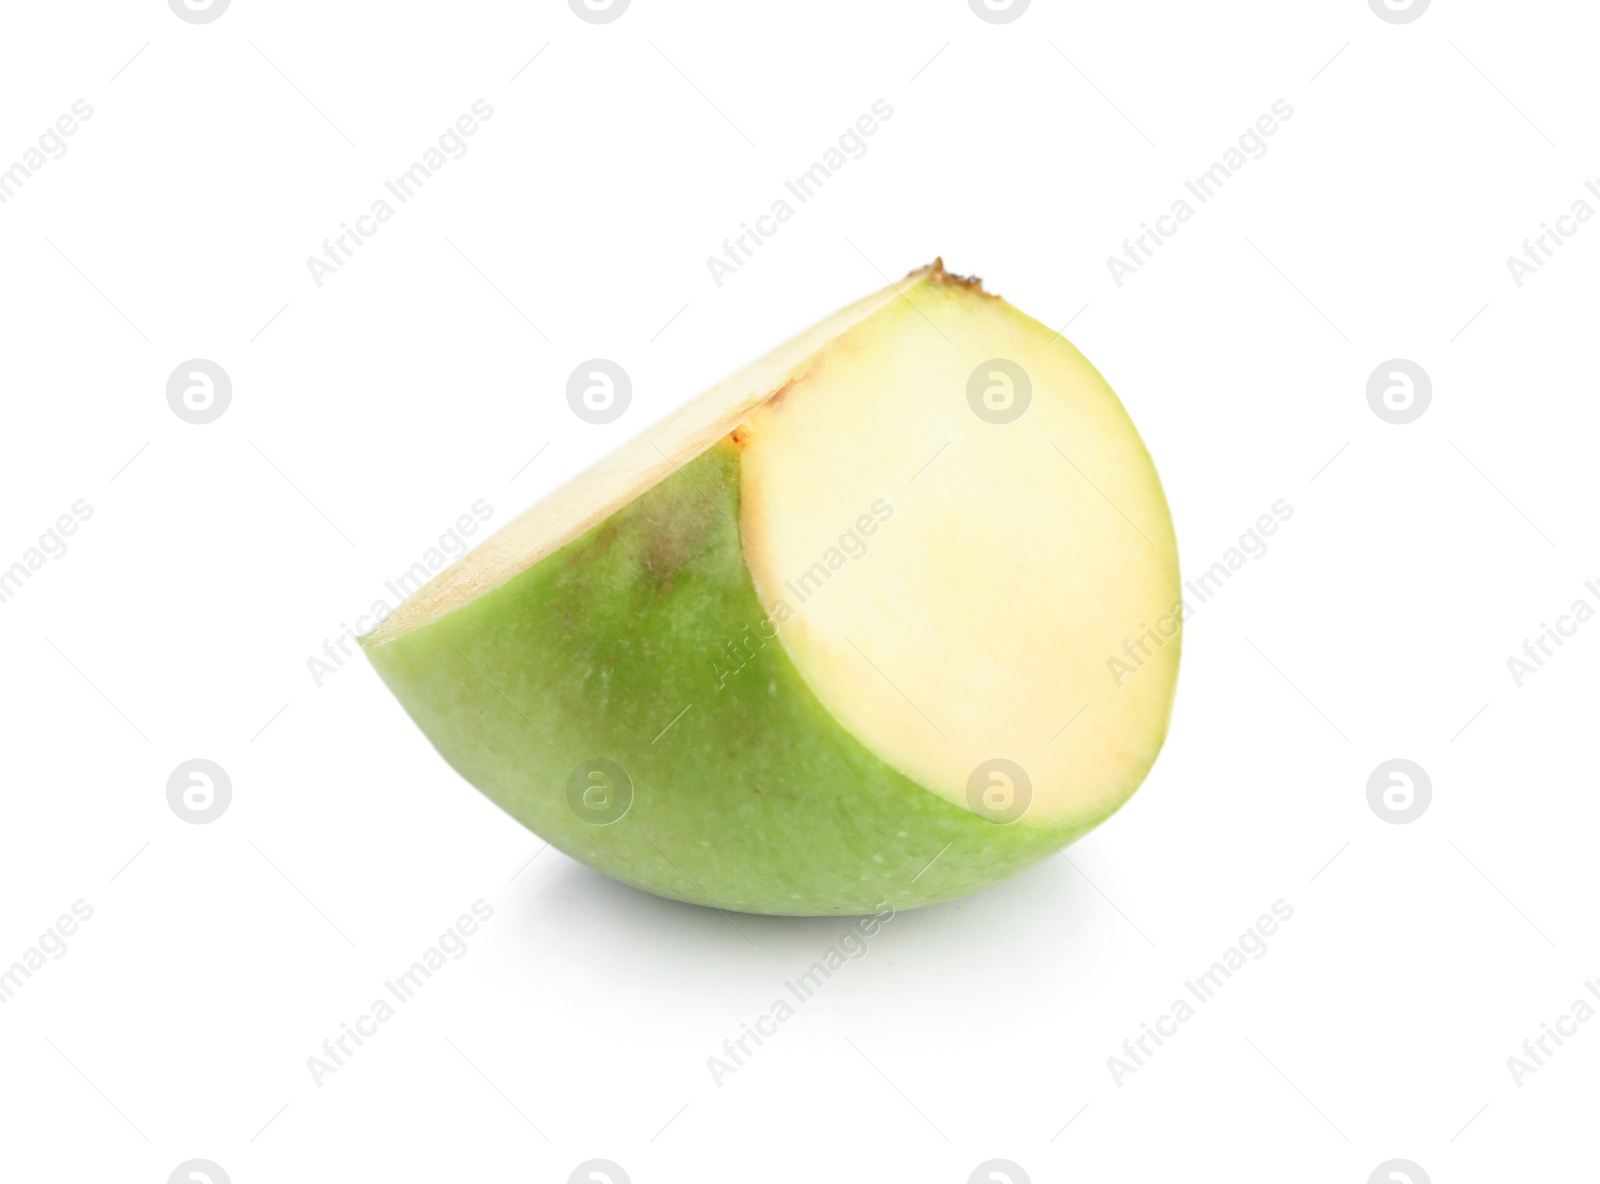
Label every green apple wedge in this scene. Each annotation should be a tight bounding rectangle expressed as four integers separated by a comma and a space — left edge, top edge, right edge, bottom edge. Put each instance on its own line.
362, 260, 1181, 916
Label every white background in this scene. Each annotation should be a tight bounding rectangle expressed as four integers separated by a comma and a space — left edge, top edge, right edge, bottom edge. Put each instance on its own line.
1, 0, 1595, 1180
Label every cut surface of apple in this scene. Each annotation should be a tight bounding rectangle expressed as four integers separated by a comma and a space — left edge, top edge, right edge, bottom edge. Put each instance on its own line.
365, 261, 1180, 915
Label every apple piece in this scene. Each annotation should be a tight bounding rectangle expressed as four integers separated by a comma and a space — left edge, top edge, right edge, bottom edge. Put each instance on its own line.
363, 261, 1180, 915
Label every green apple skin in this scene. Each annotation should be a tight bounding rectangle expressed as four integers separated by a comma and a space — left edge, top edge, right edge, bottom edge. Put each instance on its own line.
364, 442, 1102, 916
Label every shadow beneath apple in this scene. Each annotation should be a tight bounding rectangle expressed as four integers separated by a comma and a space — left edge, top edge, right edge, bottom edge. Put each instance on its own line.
494, 843, 1108, 1005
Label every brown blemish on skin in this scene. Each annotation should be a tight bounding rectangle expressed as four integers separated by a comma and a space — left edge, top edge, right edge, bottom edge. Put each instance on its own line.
639, 487, 719, 596
765, 377, 797, 408
729, 375, 800, 449
907, 256, 997, 297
